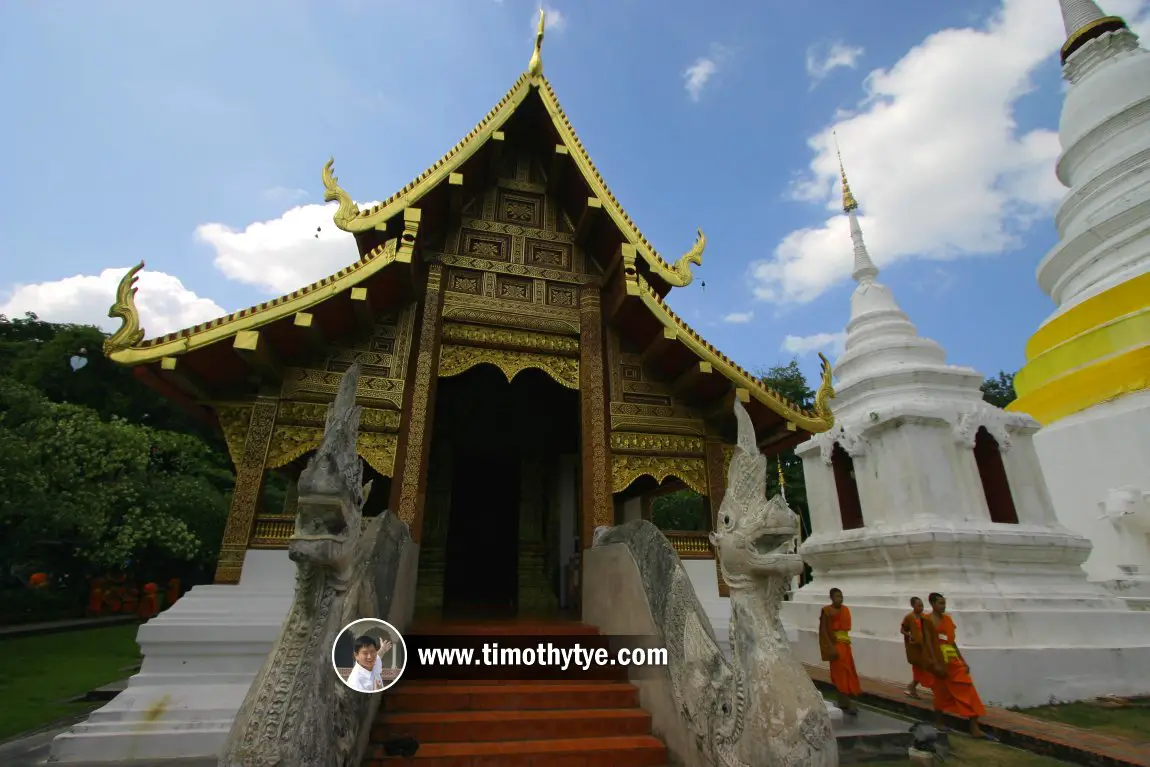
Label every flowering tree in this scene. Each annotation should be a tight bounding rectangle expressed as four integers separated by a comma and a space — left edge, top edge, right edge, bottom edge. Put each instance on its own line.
0, 377, 231, 586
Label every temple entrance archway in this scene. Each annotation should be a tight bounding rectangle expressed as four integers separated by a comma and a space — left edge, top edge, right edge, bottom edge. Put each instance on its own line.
417, 362, 581, 620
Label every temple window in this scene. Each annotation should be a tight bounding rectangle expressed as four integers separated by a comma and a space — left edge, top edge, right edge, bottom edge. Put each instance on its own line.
830, 442, 865, 530
973, 427, 1019, 524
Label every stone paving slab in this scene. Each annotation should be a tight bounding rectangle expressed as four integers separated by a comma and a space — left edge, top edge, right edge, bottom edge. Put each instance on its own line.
806, 663, 1150, 767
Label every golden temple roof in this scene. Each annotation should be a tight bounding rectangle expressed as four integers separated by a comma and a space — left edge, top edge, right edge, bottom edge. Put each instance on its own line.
98, 13, 835, 439
632, 274, 835, 434
103, 16, 707, 366
321, 68, 705, 290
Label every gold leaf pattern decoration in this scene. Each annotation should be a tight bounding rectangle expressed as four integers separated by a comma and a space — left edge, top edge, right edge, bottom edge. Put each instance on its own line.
265, 425, 324, 469
610, 454, 708, 496
215, 405, 254, 467
437, 344, 579, 389
264, 425, 398, 477
610, 431, 705, 456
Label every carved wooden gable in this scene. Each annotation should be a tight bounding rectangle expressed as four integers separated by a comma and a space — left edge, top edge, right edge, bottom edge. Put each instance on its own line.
437, 146, 595, 338
606, 329, 708, 438
279, 307, 418, 411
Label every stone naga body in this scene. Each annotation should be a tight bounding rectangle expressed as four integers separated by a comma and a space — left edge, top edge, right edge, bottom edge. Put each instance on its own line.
220, 363, 394, 767
594, 399, 837, 767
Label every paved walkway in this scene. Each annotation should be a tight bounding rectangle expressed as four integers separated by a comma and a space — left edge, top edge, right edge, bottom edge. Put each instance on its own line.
806, 663, 1150, 767
0, 615, 139, 640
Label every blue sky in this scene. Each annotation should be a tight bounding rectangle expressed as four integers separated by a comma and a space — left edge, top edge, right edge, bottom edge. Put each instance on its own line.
2, 0, 1149, 389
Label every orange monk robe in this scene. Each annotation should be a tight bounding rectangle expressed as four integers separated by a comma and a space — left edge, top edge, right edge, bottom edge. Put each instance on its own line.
923, 612, 986, 719
819, 605, 862, 696
901, 612, 935, 689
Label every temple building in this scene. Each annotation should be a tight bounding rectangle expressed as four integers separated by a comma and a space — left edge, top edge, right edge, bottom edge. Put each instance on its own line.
1008, 0, 1150, 599
50, 14, 833, 763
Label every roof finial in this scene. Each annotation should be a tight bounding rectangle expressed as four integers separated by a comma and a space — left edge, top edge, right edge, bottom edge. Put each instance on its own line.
834, 131, 859, 213
833, 133, 880, 283
528, 8, 545, 78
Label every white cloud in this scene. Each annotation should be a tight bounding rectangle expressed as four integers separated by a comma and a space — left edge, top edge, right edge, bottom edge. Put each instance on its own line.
196, 201, 368, 295
752, 0, 1074, 306
684, 57, 718, 102
0, 267, 226, 338
781, 332, 847, 358
806, 41, 865, 86
723, 311, 754, 323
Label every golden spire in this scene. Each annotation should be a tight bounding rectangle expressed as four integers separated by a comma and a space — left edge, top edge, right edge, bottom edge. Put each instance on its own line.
528, 8, 546, 78
834, 131, 858, 213
777, 458, 786, 492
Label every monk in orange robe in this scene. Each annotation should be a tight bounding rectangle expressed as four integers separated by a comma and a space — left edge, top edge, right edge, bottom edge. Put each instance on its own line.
922, 592, 994, 739
818, 588, 861, 715
900, 596, 934, 698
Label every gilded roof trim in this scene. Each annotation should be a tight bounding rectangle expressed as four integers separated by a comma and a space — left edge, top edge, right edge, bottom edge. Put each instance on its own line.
633, 274, 836, 434
105, 237, 402, 366
325, 73, 704, 288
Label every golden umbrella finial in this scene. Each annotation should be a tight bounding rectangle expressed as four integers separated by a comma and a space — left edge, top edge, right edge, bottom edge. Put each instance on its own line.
528, 8, 546, 77
833, 131, 858, 213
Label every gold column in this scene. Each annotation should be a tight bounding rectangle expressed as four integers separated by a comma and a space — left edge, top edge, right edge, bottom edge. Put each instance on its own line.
214, 399, 279, 584
705, 437, 730, 597
578, 285, 612, 550
390, 264, 446, 543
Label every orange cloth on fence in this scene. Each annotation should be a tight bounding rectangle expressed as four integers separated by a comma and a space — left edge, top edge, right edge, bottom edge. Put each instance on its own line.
901, 611, 935, 689
819, 605, 862, 696
923, 612, 985, 719
138, 583, 159, 619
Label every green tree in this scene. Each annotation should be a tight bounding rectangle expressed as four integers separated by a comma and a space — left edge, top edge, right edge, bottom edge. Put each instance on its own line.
0, 377, 232, 591
650, 489, 708, 531
981, 370, 1017, 409
758, 358, 815, 586
0, 312, 223, 446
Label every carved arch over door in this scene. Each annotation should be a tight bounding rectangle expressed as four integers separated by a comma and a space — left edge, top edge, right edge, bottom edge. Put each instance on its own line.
437, 344, 580, 390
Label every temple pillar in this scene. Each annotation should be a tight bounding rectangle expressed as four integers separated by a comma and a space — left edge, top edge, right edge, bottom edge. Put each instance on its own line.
578, 285, 612, 550
390, 263, 446, 543
214, 399, 279, 584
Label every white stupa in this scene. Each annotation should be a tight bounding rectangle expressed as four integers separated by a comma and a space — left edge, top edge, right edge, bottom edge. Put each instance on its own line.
1008, 0, 1150, 600
780, 139, 1150, 707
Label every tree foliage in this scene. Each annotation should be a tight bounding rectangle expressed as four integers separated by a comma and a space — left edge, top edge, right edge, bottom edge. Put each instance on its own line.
648, 359, 816, 553
980, 370, 1017, 409
0, 314, 235, 591
650, 489, 708, 531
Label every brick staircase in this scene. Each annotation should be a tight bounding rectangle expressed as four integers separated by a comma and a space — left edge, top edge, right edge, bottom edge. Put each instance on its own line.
364, 620, 667, 766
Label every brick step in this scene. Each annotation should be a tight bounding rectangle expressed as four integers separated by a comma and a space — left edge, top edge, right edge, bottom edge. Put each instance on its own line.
364, 734, 667, 766
372, 707, 653, 743
404, 678, 626, 686
385, 682, 641, 712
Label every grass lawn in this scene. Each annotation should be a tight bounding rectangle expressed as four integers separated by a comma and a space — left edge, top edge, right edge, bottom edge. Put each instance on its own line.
0, 623, 142, 742
865, 734, 1075, 766
1021, 700, 1150, 743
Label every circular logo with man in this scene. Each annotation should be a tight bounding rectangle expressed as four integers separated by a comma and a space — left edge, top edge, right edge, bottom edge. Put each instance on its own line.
331, 618, 408, 693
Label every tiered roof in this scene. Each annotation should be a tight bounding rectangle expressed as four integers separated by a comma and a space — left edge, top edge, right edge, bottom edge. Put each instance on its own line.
102, 10, 834, 445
